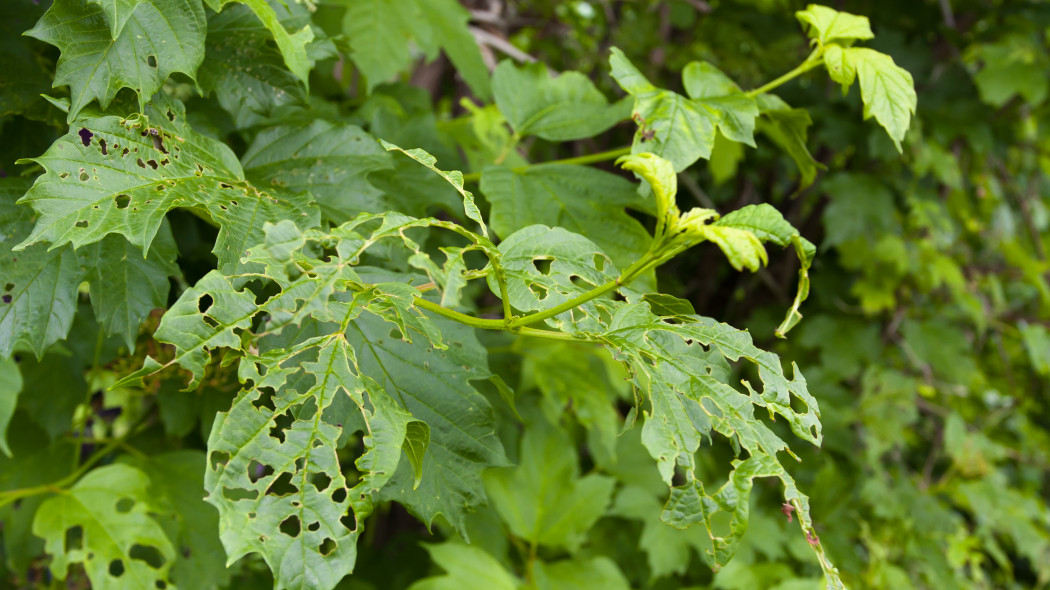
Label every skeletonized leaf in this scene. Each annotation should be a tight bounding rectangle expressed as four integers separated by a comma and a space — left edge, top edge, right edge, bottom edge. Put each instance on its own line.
26, 0, 206, 120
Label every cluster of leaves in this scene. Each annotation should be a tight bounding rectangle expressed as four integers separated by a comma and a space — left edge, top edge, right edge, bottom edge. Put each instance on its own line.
1, 1, 1038, 590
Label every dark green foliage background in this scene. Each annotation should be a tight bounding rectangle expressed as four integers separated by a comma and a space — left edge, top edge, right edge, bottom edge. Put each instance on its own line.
0, 1, 1048, 589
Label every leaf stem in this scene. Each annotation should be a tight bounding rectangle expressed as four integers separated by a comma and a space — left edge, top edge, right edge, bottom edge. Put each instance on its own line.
745, 48, 824, 98
461, 146, 633, 183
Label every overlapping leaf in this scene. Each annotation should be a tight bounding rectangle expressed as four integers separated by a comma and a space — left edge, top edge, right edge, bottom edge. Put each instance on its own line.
480, 164, 653, 269
27, 0, 206, 120
492, 61, 628, 141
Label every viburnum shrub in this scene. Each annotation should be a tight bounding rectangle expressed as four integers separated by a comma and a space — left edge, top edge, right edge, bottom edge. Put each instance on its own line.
1, 2, 926, 589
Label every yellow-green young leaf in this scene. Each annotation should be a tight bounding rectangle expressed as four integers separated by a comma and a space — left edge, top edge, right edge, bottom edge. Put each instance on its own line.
795, 4, 874, 46
26, 0, 206, 120
699, 225, 769, 272
480, 164, 653, 270
492, 61, 628, 141
712, 203, 816, 336
822, 47, 917, 151
610, 48, 718, 171
15, 98, 319, 273
484, 419, 615, 552
616, 152, 679, 224
32, 464, 176, 590
408, 543, 519, 590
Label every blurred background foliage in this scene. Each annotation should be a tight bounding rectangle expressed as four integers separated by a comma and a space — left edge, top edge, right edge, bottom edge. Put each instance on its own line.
2, 0, 1049, 589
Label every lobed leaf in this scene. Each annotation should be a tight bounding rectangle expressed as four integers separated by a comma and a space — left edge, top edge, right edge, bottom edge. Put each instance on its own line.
795, 4, 874, 46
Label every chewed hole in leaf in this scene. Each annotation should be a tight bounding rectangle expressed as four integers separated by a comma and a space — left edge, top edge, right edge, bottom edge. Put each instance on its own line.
210, 451, 231, 470
156, 581, 167, 589
65, 526, 83, 551
115, 498, 135, 513
109, 560, 125, 577
593, 254, 606, 272
78, 169, 89, 182
569, 275, 592, 289
79, 128, 93, 146
222, 487, 258, 501
307, 522, 320, 532
75, 220, 88, 228
310, 472, 332, 492
252, 388, 276, 411
339, 513, 355, 532
130, 544, 166, 569
197, 294, 213, 314
146, 55, 157, 68
331, 488, 347, 503
529, 283, 548, 299
99, 138, 108, 155
137, 158, 147, 168
247, 460, 274, 483
115, 194, 131, 209
2, 295, 10, 304
202, 315, 219, 329
319, 538, 337, 556
279, 515, 301, 537
532, 257, 553, 275
266, 472, 298, 496
790, 395, 809, 415
270, 410, 295, 443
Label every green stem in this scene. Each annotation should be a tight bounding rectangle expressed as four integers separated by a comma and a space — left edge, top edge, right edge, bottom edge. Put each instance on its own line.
0, 437, 123, 509
461, 146, 633, 183
745, 47, 824, 98
413, 297, 598, 342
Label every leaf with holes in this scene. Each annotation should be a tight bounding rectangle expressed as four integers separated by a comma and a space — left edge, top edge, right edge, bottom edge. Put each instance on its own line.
26, 0, 206, 121
32, 464, 177, 590
15, 97, 319, 272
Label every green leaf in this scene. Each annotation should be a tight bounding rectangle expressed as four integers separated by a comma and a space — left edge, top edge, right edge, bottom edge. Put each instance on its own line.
698, 224, 769, 272
484, 418, 615, 551
480, 164, 653, 269
26, 0, 206, 120
198, 2, 311, 128
0, 358, 21, 457
380, 141, 488, 236
533, 556, 631, 590
966, 36, 1050, 107
616, 152, 678, 225
78, 227, 180, 350
418, 0, 491, 100
32, 464, 177, 590
492, 61, 627, 141
402, 420, 431, 490
88, 0, 144, 38
1020, 322, 1050, 376
826, 47, 917, 151
233, 0, 316, 87
342, 0, 417, 91
755, 94, 823, 188
682, 62, 759, 147
610, 485, 708, 579
242, 121, 393, 223
15, 98, 319, 273
610, 48, 717, 171
123, 451, 231, 590
795, 4, 873, 46
0, 179, 81, 359
354, 313, 507, 535
408, 543, 519, 590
